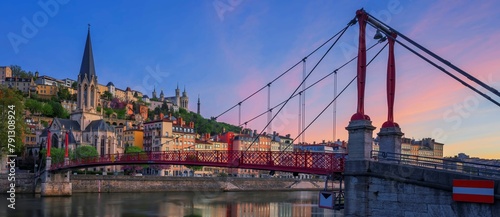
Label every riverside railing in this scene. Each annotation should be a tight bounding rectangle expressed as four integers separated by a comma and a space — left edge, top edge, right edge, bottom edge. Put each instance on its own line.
371, 150, 500, 178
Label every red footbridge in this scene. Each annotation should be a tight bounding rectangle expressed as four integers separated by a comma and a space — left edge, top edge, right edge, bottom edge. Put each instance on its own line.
49, 151, 346, 175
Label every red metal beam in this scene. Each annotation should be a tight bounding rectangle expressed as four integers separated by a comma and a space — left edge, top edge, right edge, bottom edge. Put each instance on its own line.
49, 151, 346, 175
351, 9, 370, 121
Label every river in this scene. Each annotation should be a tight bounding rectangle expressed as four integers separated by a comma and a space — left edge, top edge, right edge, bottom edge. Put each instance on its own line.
3, 191, 343, 217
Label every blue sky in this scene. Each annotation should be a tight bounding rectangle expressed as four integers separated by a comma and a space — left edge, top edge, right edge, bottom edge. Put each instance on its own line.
1, 0, 499, 158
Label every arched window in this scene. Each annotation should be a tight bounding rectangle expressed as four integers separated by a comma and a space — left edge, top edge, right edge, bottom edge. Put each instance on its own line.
100, 137, 105, 156
83, 84, 88, 108
90, 85, 95, 108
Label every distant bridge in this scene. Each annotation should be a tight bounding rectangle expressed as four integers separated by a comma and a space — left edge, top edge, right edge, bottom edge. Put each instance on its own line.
49, 150, 346, 175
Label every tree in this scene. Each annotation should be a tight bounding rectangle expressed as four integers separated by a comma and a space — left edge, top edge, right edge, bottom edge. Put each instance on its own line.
125, 146, 143, 154
185, 155, 203, 171
124, 146, 146, 175
57, 87, 71, 101
10, 65, 29, 78
116, 108, 126, 119
74, 145, 98, 159
41, 103, 53, 116
49, 100, 69, 118
40, 148, 66, 164
25, 98, 43, 115
101, 91, 113, 100
71, 81, 77, 89
104, 108, 114, 118
0, 87, 26, 155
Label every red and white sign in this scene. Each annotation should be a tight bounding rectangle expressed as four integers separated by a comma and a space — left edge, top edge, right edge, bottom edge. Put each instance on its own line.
453, 180, 495, 204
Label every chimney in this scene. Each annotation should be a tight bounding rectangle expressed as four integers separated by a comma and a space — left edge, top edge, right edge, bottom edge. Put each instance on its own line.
286, 134, 290, 138
159, 113, 164, 120
178, 117, 183, 126
189, 121, 194, 128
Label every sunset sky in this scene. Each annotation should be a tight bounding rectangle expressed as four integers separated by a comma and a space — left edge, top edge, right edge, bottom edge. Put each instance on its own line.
1, 1, 499, 159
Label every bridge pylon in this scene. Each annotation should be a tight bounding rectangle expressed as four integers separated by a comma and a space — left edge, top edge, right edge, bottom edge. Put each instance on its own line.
40, 130, 72, 197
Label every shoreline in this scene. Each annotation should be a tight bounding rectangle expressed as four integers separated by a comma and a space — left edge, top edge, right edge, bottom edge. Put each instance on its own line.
1, 173, 340, 194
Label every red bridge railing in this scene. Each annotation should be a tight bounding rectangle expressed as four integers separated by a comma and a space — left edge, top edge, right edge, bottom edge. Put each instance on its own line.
50, 151, 346, 175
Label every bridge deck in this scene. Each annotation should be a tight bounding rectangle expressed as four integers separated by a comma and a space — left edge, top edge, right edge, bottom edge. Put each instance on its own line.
50, 151, 346, 175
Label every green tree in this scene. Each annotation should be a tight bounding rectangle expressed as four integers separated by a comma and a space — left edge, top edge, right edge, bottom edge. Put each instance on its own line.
185, 155, 203, 171
25, 98, 43, 115
101, 91, 113, 100
58, 87, 71, 101
41, 103, 53, 116
74, 145, 98, 159
116, 108, 126, 119
0, 87, 26, 155
49, 100, 69, 118
40, 148, 66, 164
71, 81, 77, 89
125, 146, 143, 153
104, 108, 114, 118
10, 65, 29, 78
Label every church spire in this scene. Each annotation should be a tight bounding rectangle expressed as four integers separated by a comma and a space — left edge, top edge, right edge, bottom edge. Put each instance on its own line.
78, 24, 96, 82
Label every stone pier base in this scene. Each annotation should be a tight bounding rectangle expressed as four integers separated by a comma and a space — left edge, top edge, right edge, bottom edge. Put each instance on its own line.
41, 182, 72, 196
41, 172, 72, 196
378, 126, 404, 160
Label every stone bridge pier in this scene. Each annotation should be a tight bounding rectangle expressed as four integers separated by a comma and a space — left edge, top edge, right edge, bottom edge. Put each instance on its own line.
40, 157, 72, 196
40, 130, 72, 196
343, 119, 500, 216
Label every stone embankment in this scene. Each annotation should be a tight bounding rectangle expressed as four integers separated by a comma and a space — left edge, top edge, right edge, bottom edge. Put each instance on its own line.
0, 174, 339, 193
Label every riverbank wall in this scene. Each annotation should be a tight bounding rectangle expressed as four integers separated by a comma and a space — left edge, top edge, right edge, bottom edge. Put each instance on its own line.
0, 174, 337, 193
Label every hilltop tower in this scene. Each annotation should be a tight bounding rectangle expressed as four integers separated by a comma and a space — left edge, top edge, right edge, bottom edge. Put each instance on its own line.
180, 86, 189, 110
197, 95, 200, 115
152, 86, 157, 99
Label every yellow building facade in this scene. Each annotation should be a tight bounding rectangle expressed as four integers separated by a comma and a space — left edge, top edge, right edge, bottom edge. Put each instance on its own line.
0, 66, 12, 86
36, 84, 58, 99
124, 129, 144, 149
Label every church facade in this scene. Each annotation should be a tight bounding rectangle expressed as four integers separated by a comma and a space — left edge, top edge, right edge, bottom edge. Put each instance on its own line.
39, 27, 123, 169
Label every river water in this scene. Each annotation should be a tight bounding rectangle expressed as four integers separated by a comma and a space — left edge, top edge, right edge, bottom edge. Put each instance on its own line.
3, 191, 343, 217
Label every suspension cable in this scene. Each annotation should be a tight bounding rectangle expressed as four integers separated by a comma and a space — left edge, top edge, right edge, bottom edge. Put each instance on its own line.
237, 41, 384, 128
214, 17, 358, 120
244, 23, 354, 152
365, 21, 500, 107
276, 41, 388, 158
366, 12, 500, 99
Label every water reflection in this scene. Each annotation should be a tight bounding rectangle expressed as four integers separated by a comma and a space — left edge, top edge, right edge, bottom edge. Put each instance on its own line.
3, 191, 343, 217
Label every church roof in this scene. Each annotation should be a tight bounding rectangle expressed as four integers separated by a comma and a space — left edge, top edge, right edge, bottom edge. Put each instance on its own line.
39, 128, 78, 144
107, 82, 114, 86
53, 118, 81, 131
78, 26, 96, 82
84, 119, 115, 132
143, 95, 149, 99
